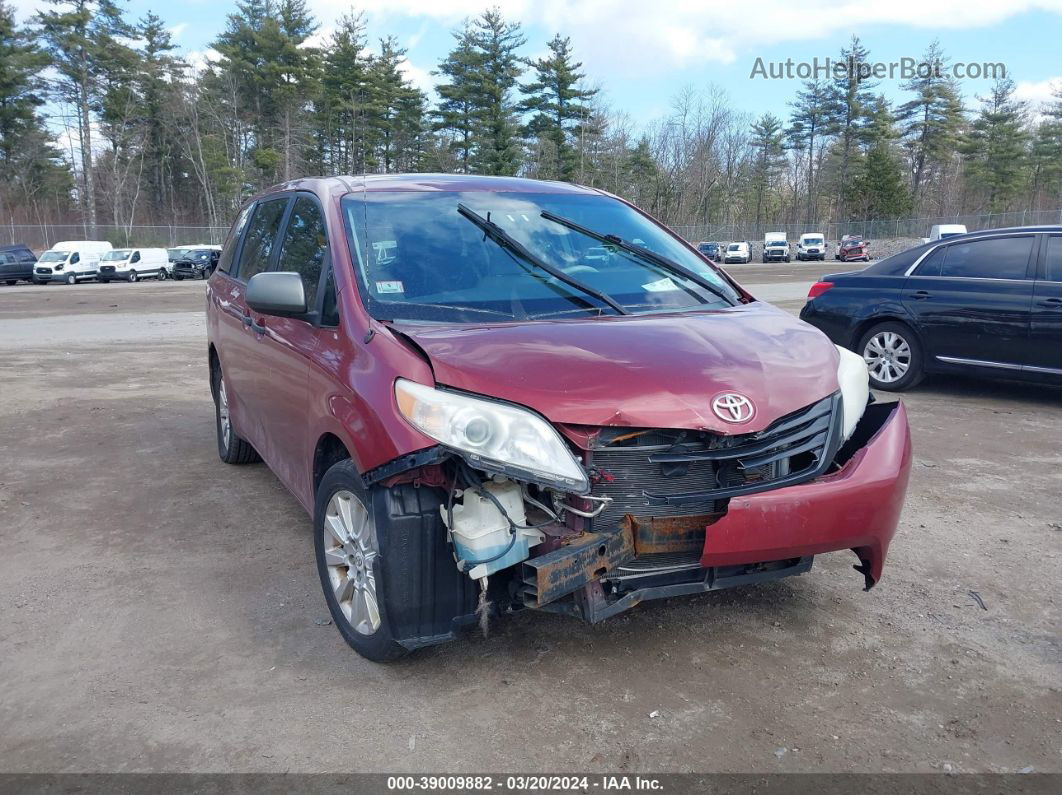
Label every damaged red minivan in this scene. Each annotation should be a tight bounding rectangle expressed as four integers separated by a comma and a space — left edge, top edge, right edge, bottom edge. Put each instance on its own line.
206, 175, 912, 661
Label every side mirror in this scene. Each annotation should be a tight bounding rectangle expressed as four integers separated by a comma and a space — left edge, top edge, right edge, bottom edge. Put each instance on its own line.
246, 272, 307, 318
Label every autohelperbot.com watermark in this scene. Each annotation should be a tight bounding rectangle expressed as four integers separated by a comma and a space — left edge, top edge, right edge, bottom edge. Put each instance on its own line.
750, 55, 1006, 81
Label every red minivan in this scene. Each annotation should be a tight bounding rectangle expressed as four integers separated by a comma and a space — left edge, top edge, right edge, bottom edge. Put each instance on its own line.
206, 175, 912, 661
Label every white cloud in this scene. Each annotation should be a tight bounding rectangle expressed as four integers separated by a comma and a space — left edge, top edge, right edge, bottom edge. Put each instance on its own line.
1014, 77, 1061, 107
185, 48, 223, 76
399, 59, 438, 95
307, 0, 1062, 76
169, 23, 189, 41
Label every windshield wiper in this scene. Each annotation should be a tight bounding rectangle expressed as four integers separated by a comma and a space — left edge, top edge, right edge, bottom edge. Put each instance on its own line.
457, 203, 629, 316
539, 211, 737, 306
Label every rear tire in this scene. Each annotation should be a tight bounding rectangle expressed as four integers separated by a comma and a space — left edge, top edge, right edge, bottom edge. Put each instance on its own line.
5, 280, 15, 286
315, 460, 409, 663
858, 321, 925, 392
175, 274, 183, 281
211, 363, 261, 464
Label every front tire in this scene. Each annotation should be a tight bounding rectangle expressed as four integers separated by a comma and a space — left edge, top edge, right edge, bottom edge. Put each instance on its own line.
315, 460, 408, 662
211, 363, 260, 464
128, 271, 138, 283
858, 321, 925, 392
65, 273, 76, 285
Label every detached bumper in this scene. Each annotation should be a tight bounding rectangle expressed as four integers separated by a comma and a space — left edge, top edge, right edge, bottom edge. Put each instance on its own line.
700, 400, 912, 588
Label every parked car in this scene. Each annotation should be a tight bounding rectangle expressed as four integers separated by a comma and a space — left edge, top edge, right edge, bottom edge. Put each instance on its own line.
924, 224, 967, 244
0, 243, 37, 284
723, 241, 751, 263
33, 240, 112, 284
169, 243, 221, 264
696, 241, 722, 262
796, 233, 826, 261
800, 226, 1062, 391
173, 248, 220, 280
97, 247, 171, 282
835, 235, 870, 262
762, 233, 790, 263
206, 175, 911, 662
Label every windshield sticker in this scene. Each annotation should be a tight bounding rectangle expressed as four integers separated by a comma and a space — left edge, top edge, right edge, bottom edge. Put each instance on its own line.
642, 277, 680, 293
375, 280, 405, 294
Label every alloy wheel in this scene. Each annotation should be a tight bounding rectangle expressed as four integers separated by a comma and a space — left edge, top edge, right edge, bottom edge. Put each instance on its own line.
864, 331, 911, 384
218, 376, 231, 450
322, 490, 381, 636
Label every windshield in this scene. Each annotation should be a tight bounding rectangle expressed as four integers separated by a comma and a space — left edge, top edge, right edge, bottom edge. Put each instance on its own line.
39, 251, 69, 262
766, 239, 786, 246
843, 238, 864, 246
342, 191, 740, 323
698, 243, 717, 251
803, 236, 824, 245
101, 250, 131, 261
168, 248, 192, 259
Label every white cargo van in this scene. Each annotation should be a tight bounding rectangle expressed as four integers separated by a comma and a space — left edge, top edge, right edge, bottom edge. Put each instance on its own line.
796, 232, 826, 261
33, 241, 112, 284
762, 233, 790, 263
924, 224, 967, 243
97, 248, 170, 282
723, 241, 751, 264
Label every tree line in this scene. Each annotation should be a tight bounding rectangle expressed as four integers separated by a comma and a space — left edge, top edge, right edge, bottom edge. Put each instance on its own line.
1, 0, 1060, 240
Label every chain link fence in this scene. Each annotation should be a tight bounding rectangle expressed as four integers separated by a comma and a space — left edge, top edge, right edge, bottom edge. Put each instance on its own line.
2, 224, 230, 252
670, 209, 1062, 246
5, 208, 1061, 254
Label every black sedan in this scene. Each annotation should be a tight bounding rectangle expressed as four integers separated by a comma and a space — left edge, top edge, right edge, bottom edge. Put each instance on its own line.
173, 249, 220, 280
799, 226, 1062, 391
0, 244, 38, 284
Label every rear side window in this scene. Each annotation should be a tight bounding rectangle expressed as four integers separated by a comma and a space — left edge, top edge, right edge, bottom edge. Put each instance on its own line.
275, 196, 328, 309
913, 246, 946, 277
236, 198, 289, 281
940, 236, 1033, 280
1045, 236, 1062, 282
217, 205, 254, 274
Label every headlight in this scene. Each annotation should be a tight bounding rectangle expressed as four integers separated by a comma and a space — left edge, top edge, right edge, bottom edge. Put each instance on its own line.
395, 379, 589, 493
835, 345, 869, 440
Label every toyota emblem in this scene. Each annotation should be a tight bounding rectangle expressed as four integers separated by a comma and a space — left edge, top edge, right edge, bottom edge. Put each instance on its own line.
712, 393, 755, 423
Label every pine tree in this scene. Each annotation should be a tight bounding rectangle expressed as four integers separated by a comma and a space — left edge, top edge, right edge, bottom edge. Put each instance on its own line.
960, 78, 1030, 212
137, 13, 183, 219
787, 79, 839, 224
748, 114, 787, 226
829, 36, 878, 217
895, 40, 964, 207
318, 12, 372, 174
846, 97, 912, 220
1028, 85, 1062, 210
434, 23, 482, 173
468, 8, 526, 176
0, 0, 71, 224
519, 34, 597, 181
37, 0, 131, 233
365, 37, 427, 173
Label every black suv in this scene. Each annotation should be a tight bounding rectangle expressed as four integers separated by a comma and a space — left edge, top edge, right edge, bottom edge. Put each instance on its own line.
173, 249, 220, 280
0, 244, 38, 285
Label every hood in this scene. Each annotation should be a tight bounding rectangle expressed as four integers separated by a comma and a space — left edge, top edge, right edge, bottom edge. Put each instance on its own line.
392, 302, 839, 435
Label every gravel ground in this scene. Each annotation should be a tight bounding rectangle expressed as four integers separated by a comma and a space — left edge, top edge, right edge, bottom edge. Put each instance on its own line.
0, 278, 1059, 774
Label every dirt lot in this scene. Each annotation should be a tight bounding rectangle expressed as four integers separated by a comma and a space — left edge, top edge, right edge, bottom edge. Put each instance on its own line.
0, 277, 1059, 774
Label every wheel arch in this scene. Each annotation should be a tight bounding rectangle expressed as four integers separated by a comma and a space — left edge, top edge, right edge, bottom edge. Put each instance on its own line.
313, 432, 354, 497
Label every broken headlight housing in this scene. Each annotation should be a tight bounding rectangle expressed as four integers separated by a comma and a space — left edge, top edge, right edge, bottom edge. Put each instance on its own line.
395, 379, 589, 493
835, 345, 870, 440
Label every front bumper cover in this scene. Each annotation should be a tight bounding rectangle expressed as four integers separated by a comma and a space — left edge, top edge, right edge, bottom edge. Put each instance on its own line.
699, 400, 912, 588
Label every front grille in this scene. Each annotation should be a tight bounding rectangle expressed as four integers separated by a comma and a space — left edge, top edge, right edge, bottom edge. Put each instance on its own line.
588, 393, 841, 530
100, 265, 115, 273
36, 267, 52, 275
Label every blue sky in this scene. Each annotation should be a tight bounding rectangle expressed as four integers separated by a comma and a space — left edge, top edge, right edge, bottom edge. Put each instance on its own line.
15, 0, 1062, 124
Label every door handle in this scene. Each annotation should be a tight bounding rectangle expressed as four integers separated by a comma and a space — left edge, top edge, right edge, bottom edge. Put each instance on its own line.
911, 290, 931, 300
242, 314, 266, 334
1037, 297, 1062, 308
